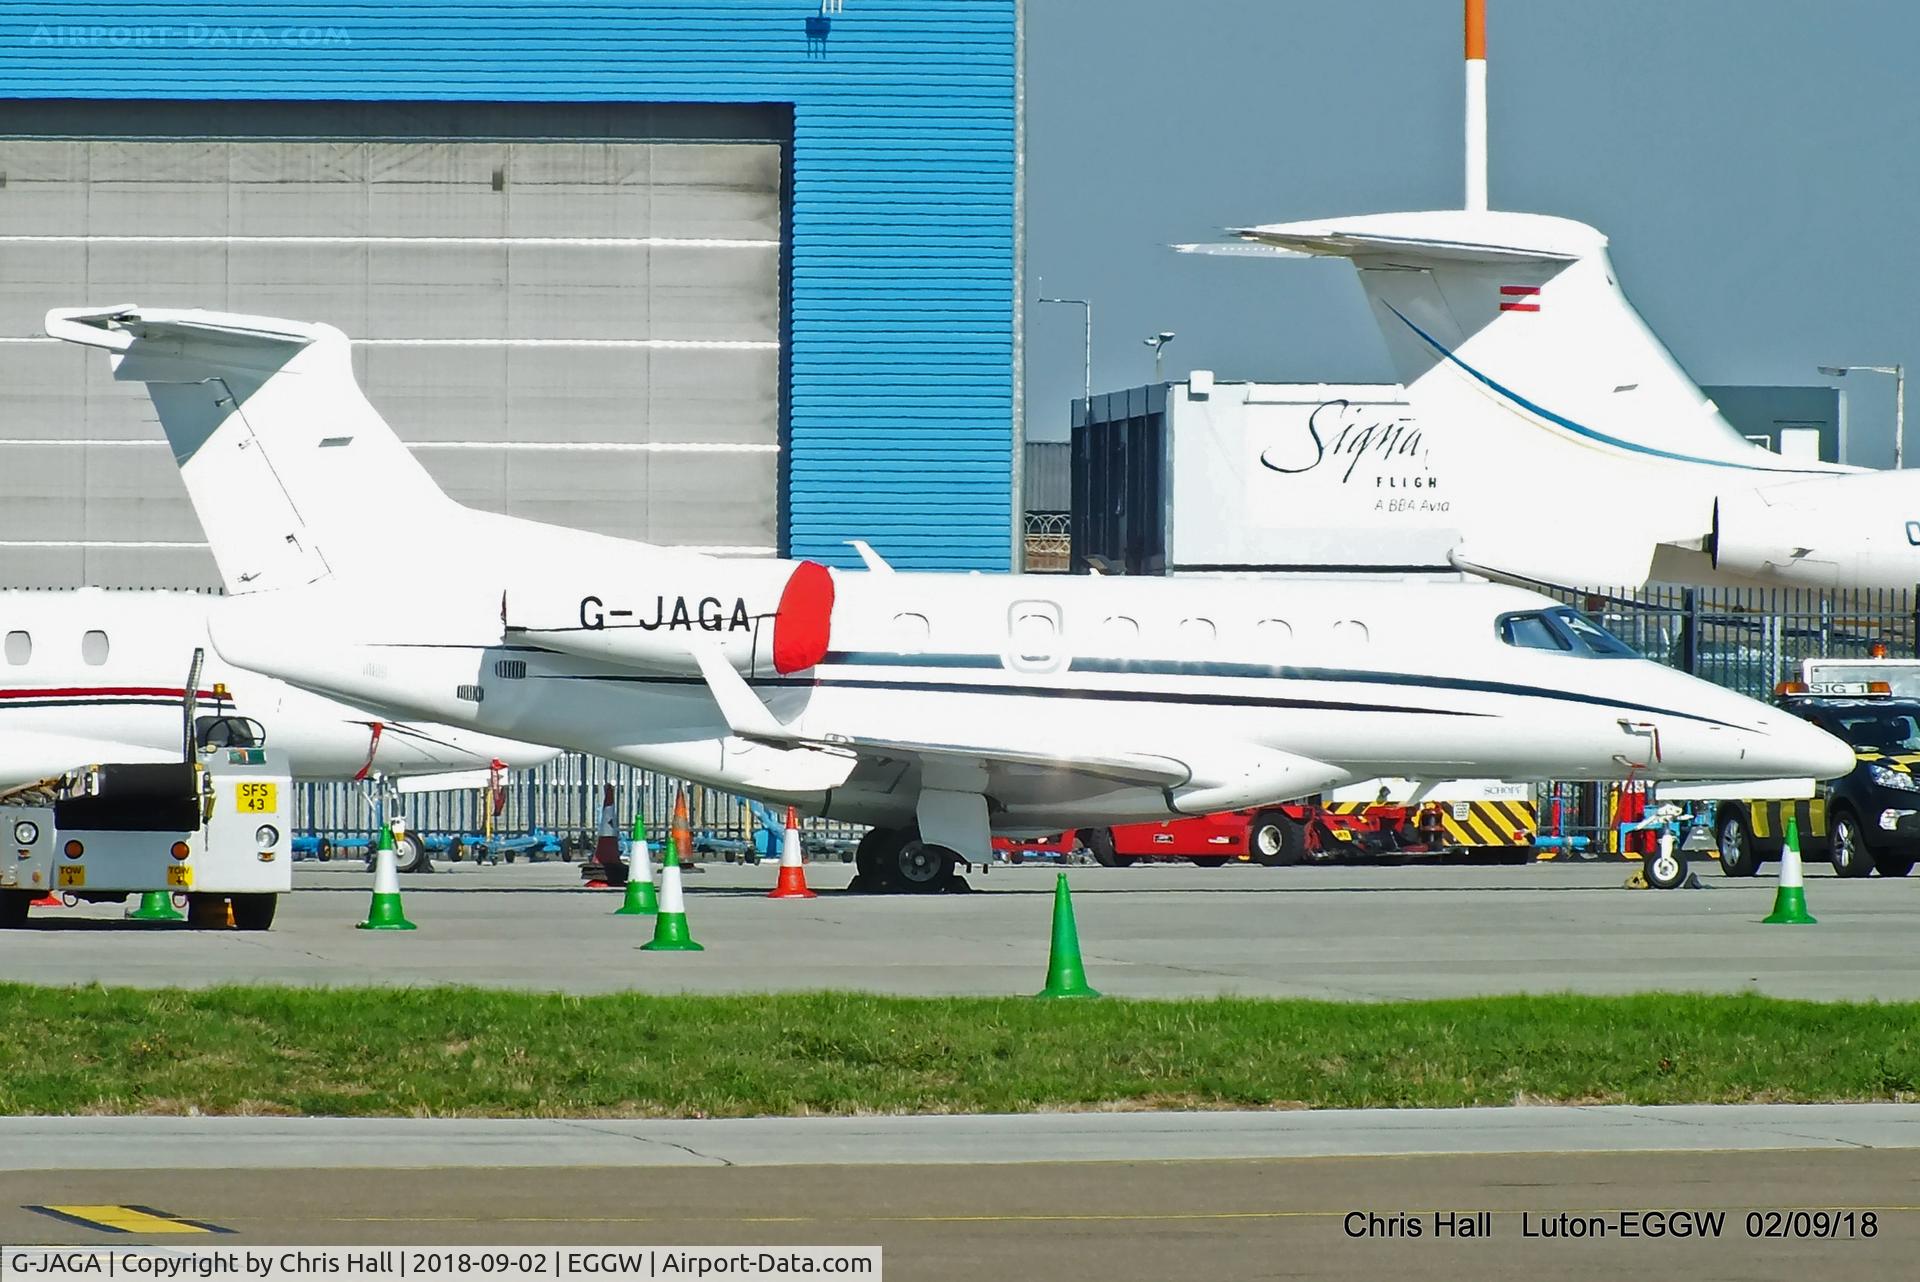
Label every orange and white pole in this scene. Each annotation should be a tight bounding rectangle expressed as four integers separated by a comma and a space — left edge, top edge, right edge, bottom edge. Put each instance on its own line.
1464, 0, 1488, 211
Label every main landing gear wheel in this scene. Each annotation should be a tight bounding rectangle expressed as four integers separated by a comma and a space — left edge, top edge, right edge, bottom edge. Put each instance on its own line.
854, 827, 892, 883
1644, 843, 1689, 890
1248, 811, 1303, 867
1716, 810, 1759, 877
894, 840, 958, 893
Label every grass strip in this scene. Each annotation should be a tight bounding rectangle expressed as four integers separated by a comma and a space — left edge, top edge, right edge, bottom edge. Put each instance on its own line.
3, 985, 1917, 1117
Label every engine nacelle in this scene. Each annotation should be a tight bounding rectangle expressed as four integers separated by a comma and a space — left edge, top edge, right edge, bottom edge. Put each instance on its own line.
1712, 471, 1920, 590
504, 560, 836, 676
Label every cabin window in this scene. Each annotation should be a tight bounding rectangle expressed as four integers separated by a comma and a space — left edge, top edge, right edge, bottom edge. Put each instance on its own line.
1332, 619, 1370, 646
80, 629, 109, 666
2, 630, 28, 665
1008, 600, 1064, 671
1178, 617, 1217, 646
1255, 619, 1293, 647
891, 612, 930, 653
1097, 616, 1139, 652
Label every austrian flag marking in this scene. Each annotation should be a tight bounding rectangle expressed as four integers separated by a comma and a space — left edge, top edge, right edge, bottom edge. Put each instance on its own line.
1499, 285, 1542, 313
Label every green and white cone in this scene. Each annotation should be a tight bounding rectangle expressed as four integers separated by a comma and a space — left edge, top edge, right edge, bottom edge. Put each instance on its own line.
357, 824, 418, 931
1763, 814, 1817, 925
614, 814, 658, 915
128, 890, 184, 922
1034, 873, 1100, 999
639, 835, 702, 951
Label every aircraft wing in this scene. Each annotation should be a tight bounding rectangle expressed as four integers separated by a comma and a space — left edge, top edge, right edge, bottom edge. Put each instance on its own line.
0, 731, 180, 795
689, 644, 1349, 813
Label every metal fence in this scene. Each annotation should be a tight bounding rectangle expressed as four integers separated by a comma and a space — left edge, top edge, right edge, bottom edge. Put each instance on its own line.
296, 755, 867, 850
1546, 584, 1917, 697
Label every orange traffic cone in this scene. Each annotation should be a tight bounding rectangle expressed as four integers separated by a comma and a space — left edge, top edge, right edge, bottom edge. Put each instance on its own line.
672, 788, 696, 869
769, 805, 817, 899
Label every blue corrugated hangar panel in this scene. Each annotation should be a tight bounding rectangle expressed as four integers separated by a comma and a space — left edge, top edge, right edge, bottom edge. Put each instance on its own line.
2, 1, 1017, 571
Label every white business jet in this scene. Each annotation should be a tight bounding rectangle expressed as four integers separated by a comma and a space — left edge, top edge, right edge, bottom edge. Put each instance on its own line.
48, 306, 1852, 890
1182, 210, 1911, 590
0, 588, 558, 859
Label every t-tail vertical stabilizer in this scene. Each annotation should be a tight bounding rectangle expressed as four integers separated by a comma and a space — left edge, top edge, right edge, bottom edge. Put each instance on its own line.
1231, 210, 1811, 477
46, 305, 458, 595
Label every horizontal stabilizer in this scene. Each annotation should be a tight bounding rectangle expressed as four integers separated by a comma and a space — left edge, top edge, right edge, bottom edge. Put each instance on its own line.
1170, 242, 1311, 260
1231, 210, 1596, 264
1449, 531, 1660, 594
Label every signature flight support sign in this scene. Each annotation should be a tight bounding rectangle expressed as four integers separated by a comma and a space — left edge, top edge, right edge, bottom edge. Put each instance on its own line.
1166, 382, 1465, 570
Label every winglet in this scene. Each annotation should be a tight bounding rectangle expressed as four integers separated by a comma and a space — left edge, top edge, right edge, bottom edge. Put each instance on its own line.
690, 642, 790, 742
846, 539, 894, 574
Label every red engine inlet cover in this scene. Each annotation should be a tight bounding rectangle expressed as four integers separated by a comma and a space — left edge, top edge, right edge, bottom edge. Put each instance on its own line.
772, 560, 834, 674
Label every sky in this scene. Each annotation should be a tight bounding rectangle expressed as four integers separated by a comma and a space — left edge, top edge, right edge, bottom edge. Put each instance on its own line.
1022, 0, 1920, 460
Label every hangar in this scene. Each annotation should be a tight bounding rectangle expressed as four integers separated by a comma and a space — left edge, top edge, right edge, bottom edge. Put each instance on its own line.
0, 1, 1021, 585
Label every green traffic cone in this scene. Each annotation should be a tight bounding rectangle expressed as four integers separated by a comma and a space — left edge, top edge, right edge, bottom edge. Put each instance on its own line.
639, 835, 703, 951
357, 824, 418, 931
128, 889, 184, 922
1034, 873, 1100, 998
614, 814, 659, 916
1763, 814, 1817, 924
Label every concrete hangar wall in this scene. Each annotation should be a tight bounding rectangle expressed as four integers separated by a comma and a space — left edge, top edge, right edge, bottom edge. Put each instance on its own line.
0, 1, 1020, 587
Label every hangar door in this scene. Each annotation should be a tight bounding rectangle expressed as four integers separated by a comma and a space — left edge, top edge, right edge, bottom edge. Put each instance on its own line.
0, 102, 786, 589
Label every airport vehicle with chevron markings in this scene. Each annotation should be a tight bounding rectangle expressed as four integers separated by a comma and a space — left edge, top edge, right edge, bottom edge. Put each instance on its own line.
1057, 780, 1535, 869
1714, 659, 1920, 879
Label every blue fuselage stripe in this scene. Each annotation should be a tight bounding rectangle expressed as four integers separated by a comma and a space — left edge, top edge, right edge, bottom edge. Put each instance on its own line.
1385, 302, 1831, 475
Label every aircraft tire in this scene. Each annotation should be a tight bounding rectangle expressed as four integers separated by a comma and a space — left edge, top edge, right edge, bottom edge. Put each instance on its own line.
893, 839, 956, 893
0, 889, 30, 929
1081, 828, 1131, 868
1248, 811, 1303, 866
1716, 810, 1760, 877
1644, 843, 1689, 890
394, 830, 432, 874
231, 893, 278, 931
854, 827, 895, 882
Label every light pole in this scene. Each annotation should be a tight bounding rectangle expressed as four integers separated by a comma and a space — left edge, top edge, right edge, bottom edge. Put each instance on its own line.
1143, 331, 1176, 383
1037, 293, 1091, 429
1819, 363, 1906, 469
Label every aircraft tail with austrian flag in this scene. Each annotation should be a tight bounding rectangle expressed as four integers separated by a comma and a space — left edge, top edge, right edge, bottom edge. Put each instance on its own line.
1227, 210, 1820, 478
